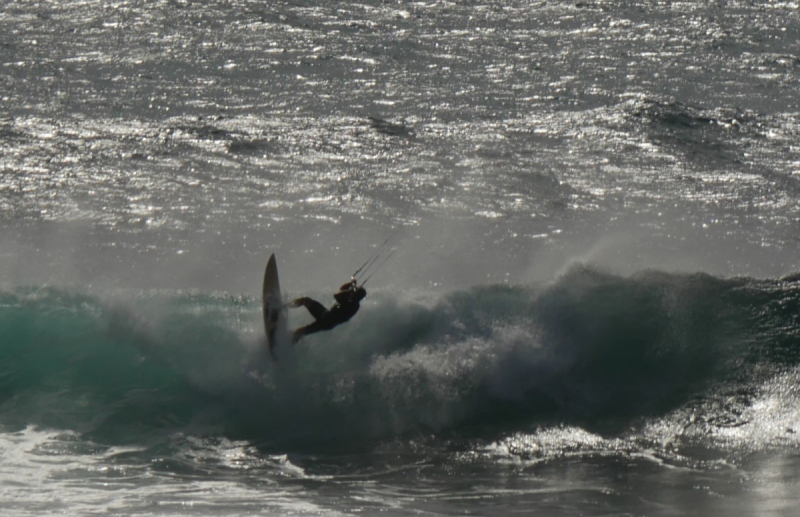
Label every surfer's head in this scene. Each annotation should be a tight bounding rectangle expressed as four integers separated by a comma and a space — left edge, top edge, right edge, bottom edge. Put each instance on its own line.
353, 286, 367, 301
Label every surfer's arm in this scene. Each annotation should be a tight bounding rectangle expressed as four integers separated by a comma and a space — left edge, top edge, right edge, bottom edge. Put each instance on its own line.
333, 279, 358, 303
338, 278, 357, 291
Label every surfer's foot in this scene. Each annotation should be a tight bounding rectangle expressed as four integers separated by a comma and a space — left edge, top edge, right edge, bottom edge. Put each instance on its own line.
287, 298, 304, 308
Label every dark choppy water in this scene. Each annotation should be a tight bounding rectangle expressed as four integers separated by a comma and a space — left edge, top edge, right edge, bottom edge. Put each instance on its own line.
2, 1, 800, 515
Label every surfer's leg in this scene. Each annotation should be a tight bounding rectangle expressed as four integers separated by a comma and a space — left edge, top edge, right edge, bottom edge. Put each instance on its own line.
292, 327, 307, 344
287, 297, 327, 320
292, 320, 323, 344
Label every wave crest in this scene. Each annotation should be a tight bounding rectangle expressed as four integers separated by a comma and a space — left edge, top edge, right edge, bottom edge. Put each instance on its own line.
1, 267, 799, 448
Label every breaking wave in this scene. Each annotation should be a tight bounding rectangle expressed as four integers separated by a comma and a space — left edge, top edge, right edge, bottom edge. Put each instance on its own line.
1, 266, 799, 451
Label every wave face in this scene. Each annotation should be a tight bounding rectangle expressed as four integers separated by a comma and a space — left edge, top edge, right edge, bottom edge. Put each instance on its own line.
2, 267, 799, 450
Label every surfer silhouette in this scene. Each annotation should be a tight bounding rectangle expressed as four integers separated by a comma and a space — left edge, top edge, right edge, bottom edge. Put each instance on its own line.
288, 278, 366, 343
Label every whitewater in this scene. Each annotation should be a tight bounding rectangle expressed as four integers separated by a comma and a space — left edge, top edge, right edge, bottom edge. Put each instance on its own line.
2, 0, 800, 515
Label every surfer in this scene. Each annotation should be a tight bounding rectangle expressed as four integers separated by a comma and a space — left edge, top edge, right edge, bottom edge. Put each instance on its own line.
288, 278, 367, 343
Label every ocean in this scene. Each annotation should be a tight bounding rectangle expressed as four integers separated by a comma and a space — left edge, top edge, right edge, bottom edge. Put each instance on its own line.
2, 0, 800, 515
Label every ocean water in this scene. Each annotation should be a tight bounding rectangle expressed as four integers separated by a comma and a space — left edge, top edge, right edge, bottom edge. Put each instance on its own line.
2, 0, 800, 515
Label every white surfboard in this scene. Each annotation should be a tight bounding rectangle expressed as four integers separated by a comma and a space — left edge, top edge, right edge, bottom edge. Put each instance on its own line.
262, 253, 288, 360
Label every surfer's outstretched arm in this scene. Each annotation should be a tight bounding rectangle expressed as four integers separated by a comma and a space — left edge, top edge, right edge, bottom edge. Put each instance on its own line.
288, 297, 327, 320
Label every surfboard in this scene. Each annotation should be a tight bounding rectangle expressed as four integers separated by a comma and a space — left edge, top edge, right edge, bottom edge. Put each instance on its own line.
262, 253, 288, 360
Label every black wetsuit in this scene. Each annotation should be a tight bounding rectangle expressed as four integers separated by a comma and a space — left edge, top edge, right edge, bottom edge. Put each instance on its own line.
289, 280, 366, 343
